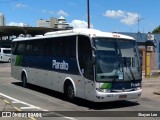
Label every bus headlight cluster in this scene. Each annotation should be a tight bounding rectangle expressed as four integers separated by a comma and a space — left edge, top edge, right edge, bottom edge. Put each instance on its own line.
134, 87, 141, 91
96, 88, 111, 93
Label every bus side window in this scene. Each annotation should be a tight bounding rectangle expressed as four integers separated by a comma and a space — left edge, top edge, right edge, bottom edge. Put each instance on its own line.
17, 42, 25, 55
63, 36, 76, 58
51, 39, 58, 56
32, 41, 41, 56
12, 42, 17, 55
25, 42, 32, 55
78, 35, 94, 80
51, 36, 76, 58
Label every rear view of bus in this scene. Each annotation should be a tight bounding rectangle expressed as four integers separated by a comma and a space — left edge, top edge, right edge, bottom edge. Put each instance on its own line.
0, 48, 11, 62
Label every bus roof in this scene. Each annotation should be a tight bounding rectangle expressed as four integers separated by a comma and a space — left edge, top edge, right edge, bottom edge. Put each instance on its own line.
45, 28, 134, 40
13, 28, 135, 42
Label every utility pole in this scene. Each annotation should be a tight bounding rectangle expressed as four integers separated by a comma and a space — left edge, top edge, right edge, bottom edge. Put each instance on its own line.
137, 17, 144, 33
87, 0, 90, 28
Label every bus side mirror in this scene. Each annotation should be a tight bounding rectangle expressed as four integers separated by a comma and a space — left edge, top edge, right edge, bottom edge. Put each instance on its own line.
92, 47, 96, 65
92, 54, 96, 65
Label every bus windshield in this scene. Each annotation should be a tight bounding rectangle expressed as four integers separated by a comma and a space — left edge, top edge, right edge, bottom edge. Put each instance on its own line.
94, 38, 141, 82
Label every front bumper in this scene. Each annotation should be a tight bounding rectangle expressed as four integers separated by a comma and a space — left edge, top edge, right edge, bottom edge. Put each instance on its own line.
94, 89, 142, 102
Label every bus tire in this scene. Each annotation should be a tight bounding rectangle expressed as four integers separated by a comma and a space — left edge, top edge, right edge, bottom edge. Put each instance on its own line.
65, 82, 75, 100
22, 73, 27, 87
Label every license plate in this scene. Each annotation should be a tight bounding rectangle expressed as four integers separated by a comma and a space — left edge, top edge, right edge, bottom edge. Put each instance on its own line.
119, 95, 127, 99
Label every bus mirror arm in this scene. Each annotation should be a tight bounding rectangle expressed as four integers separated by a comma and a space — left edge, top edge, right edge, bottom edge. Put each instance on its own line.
92, 54, 96, 65
92, 47, 96, 65
92, 46, 96, 51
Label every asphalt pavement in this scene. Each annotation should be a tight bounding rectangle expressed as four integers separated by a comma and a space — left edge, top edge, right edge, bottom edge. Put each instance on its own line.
0, 77, 160, 119
142, 77, 160, 96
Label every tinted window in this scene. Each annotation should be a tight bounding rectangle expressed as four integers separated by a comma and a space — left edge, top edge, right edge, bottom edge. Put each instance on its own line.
25, 42, 32, 55
49, 36, 76, 58
78, 35, 94, 80
32, 40, 45, 56
13, 36, 76, 58
11, 42, 17, 54
3, 50, 11, 54
17, 42, 25, 55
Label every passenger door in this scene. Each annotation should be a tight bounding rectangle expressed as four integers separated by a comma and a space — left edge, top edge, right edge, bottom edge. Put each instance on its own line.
78, 35, 94, 101
83, 51, 95, 101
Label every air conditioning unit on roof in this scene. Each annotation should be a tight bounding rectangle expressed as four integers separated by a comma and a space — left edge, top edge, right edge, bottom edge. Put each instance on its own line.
147, 34, 154, 41
147, 46, 153, 52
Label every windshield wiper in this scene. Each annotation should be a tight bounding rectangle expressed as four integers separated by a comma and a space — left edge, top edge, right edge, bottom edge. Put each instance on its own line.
133, 46, 142, 74
114, 40, 124, 80
123, 57, 135, 81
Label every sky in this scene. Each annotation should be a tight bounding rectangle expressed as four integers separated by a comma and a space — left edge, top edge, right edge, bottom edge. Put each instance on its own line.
0, 0, 160, 33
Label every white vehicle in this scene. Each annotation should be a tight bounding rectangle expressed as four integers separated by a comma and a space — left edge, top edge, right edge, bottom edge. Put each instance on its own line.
0, 48, 11, 62
11, 28, 142, 102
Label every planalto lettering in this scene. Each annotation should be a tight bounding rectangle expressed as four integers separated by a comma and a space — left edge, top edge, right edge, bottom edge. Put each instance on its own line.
131, 83, 141, 87
52, 60, 69, 70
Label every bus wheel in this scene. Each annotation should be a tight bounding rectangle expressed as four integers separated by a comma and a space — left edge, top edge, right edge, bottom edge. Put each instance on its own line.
22, 73, 27, 87
65, 83, 75, 100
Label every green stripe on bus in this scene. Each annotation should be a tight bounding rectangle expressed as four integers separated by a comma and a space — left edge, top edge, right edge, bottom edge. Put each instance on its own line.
100, 83, 112, 89
15, 55, 23, 66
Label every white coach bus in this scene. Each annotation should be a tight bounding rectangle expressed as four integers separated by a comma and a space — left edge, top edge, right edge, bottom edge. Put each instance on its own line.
11, 28, 142, 102
0, 48, 11, 62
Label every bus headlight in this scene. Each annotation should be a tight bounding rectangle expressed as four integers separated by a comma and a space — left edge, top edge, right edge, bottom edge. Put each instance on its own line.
134, 87, 141, 91
96, 88, 111, 93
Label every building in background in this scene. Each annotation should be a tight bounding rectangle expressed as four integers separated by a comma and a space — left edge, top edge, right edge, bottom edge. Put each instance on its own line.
54, 16, 71, 30
50, 17, 58, 28
119, 32, 160, 76
37, 19, 50, 28
37, 16, 72, 30
0, 13, 5, 26
37, 17, 57, 28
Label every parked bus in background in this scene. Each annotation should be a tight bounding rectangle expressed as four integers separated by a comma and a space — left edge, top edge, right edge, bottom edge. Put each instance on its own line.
0, 48, 11, 62
11, 28, 142, 102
